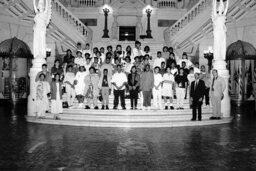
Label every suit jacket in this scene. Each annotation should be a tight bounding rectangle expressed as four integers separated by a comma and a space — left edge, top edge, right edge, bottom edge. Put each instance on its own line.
210, 76, 226, 97
190, 79, 205, 100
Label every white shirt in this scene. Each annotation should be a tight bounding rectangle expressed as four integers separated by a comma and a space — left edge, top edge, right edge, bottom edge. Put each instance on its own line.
63, 72, 75, 87
153, 57, 165, 68
187, 73, 195, 85
111, 72, 128, 90
123, 62, 132, 73
194, 67, 200, 74
154, 73, 163, 88
75, 57, 85, 67
132, 48, 144, 62
171, 68, 178, 75
163, 73, 174, 84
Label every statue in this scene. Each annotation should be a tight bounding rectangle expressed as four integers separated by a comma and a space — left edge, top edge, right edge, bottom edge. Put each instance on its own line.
136, 16, 143, 39
111, 15, 118, 40
212, 0, 229, 61
33, 0, 52, 58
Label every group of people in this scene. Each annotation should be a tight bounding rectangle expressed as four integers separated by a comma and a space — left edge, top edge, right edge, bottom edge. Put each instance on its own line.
34, 40, 226, 121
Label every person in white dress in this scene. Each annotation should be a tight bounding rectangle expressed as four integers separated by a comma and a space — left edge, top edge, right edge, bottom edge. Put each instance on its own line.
50, 73, 63, 119
162, 66, 175, 110
153, 66, 163, 110
63, 65, 76, 108
74, 66, 87, 108
36, 73, 50, 118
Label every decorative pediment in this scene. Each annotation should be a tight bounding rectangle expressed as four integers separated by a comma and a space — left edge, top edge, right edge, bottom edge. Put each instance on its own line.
110, 0, 146, 16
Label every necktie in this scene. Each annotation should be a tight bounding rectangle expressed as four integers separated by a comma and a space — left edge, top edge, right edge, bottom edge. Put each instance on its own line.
211, 77, 215, 91
194, 80, 197, 90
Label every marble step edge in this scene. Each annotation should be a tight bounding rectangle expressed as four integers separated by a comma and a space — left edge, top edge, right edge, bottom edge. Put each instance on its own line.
42, 115, 212, 122
26, 116, 233, 128
62, 109, 212, 115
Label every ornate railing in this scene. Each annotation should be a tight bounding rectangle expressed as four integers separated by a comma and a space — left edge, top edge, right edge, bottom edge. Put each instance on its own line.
157, 0, 177, 8
59, 0, 97, 7
164, 0, 211, 40
52, 0, 92, 42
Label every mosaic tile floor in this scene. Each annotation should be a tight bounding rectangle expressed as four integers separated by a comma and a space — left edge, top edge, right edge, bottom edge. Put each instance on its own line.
0, 103, 256, 171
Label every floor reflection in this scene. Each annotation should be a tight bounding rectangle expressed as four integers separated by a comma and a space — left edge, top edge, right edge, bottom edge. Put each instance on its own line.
0, 103, 256, 170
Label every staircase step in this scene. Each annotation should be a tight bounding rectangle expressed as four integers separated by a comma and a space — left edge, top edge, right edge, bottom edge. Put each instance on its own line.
26, 116, 233, 128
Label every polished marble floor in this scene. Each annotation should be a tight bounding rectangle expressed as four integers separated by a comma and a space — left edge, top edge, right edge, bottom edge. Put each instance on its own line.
0, 102, 256, 171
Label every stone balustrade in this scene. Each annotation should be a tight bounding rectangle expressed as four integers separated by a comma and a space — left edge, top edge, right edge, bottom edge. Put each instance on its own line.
59, 0, 97, 7
165, 0, 210, 41
52, 0, 92, 42
157, 0, 177, 8
79, 0, 97, 7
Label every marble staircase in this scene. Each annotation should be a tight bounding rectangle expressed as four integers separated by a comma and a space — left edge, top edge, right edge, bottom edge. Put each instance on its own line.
26, 93, 233, 128
164, 0, 256, 52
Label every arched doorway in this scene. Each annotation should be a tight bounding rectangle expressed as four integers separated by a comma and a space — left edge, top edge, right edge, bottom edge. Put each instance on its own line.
0, 37, 33, 103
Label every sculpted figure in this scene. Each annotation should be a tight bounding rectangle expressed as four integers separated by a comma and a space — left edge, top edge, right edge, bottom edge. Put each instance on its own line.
33, 0, 51, 58
212, 0, 229, 61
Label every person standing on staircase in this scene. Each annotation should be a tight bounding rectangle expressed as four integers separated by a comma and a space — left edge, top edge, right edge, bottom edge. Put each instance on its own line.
111, 64, 127, 110
210, 69, 226, 120
98, 69, 111, 110
190, 73, 205, 121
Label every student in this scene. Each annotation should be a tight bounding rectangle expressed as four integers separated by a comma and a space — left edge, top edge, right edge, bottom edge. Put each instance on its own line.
175, 68, 188, 109
74, 66, 87, 108
153, 67, 163, 110
83, 43, 92, 57
177, 52, 193, 69
63, 49, 75, 67
51, 59, 64, 80
111, 64, 127, 110
63, 65, 76, 108
98, 69, 111, 110
200, 65, 211, 107
99, 47, 106, 64
128, 66, 140, 110
36, 73, 50, 119
166, 52, 176, 68
123, 56, 132, 75
50, 73, 63, 119
132, 40, 144, 62
160, 61, 166, 76
101, 57, 114, 78
162, 46, 170, 61
84, 55, 92, 76
162, 66, 175, 110
35, 64, 52, 84
153, 51, 165, 68
140, 64, 154, 110
74, 51, 85, 68
84, 67, 100, 109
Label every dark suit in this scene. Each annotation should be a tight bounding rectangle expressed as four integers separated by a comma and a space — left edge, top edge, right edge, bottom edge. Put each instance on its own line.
190, 79, 205, 120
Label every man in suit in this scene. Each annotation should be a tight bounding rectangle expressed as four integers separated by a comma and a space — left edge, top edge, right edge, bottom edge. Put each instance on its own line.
190, 73, 205, 121
210, 69, 226, 120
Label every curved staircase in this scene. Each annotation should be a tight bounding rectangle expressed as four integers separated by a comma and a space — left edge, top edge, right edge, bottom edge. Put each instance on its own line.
27, 94, 232, 128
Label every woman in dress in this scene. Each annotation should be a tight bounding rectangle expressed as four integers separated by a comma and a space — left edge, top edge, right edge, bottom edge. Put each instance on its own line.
74, 66, 87, 108
162, 66, 175, 110
51, 59, 64, 79
51, 73, 63, 119
36, 73, 50, 119
128, 66, 140, 110
153, 66, 163, 110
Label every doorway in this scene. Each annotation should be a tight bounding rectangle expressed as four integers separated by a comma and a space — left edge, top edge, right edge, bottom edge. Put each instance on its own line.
119, 26, 136, 41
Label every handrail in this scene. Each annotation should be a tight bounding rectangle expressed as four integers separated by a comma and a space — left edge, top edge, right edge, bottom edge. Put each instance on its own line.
164, 0, 211, 41
52, 0, 93, 42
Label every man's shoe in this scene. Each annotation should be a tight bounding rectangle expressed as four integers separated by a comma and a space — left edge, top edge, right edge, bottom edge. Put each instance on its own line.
191, 118, 196, 121
198, 118, 202, 121
170, 106, 174, 110
94, 106, 99, 110
180, 107, 184, 110
122, 107, 126, 110
85, 105, 90, 109
209, 116, 216, 120
101, 105, 105, 110
106, 105, 109, 110
165, 106, 168, 110
216, 117, 221, 120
